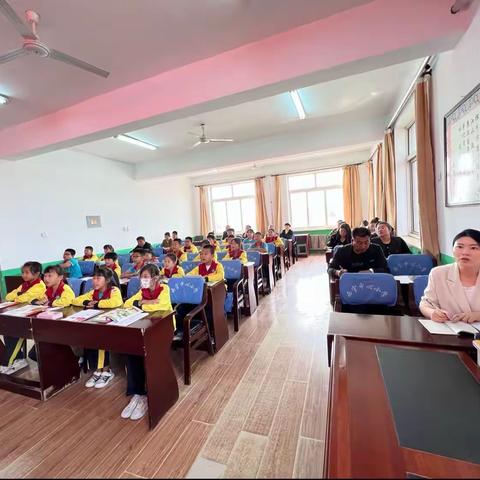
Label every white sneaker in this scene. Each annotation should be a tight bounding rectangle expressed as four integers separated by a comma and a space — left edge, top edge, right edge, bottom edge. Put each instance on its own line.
85, 371, 102, 388
130, 395, 148, 420
94, 370, 115, 389
121, 395, 140, 419
1, 358, 28, 375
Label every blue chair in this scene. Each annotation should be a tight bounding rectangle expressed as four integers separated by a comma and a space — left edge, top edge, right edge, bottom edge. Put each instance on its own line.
78, 261, 95, 277
187, 252, 198, 261
169, 277, 214, 384
66, 278, 83, 297
156, 254, 165, 263
181, 261, 199, 274
117, 254, 131, 267
336, 273, 400, 315
221, 260, 244, 331
217, 251, 227, 261
247, 251, 264, 302
122, 262, 134, 272
152, 247, 163, 257
387, 254, 434, 276
413, 275, 429, 306
266, 243, 276, 255
127, 276, 141, 298
81, 278, 93, 294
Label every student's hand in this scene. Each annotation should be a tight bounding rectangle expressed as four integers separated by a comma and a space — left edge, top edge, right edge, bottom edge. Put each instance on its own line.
431, 309, 450, 323
142, 299, 157, 305
451, 312, 480, 324
86, 300, 98, 309
336, 269, 347, 277
36, 297, 48, 305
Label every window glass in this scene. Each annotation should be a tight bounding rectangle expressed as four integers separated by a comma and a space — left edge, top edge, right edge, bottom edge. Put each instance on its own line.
211, 185, 232, 200
288, 174, 315, 191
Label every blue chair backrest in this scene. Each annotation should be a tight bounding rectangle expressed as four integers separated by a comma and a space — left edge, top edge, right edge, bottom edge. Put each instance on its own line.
169, 277, 205, 305
243, 239, 255, 249
66, 278, 82, 297
247, 251, 261, 267
387, 254, 434, 276
217, 251, 227, 260
78, 261, 95, 276
339, 273, 397, 306
117, 254, 131, 267
221, 260, 243, 280
413, 275, 429, 306
156, 254, 165, 262
122, 262, 134, 272
266, 243, 276, 255
187, 252, 198, 261
181, 261, 199, 274
127, 276, 141, 298
152, 247, 163, 257
82, 278, 93, 294
224, 292, 234, 313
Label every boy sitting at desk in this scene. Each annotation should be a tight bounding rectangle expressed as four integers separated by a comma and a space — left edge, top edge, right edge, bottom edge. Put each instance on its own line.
224, 238, 248, 264
82, 246, 99, 262
183, 236, 199, 254
59, 248, 82, 278
172, 238, 187, 263
104, 252, 122, 278
249, 232, 268, 253
122, 249, 146, 279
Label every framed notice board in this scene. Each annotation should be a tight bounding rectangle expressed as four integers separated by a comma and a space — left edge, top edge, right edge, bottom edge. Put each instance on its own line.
444, 82, 480, 206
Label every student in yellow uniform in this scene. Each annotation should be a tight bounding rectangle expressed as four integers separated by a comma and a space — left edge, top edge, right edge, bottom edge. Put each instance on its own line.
104, 252, 122, 278
160, 253, 185, 278
222, 228, 235, 247
33, 265, 75, 308
265, 228, 284, 247
82, 246, 99, 262
100, 244, 115, 261
188, 245, 225, 283
224, 238, 248, 264
172, 238, 187, 263
121, 249, 146, 278
143, 250, 158, 264
1, 261, 46, 375
183, 236, 199, 254
121, 263, 174, 420
193, 240, 218, 261
72, 266, 123, 389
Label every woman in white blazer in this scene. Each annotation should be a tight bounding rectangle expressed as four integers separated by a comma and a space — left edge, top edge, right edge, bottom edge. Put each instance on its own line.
420, 229, 480, 323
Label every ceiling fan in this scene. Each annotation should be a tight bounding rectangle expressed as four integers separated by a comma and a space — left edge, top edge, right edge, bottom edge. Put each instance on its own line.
189, 123, 234, 149
0, 0, 109, 78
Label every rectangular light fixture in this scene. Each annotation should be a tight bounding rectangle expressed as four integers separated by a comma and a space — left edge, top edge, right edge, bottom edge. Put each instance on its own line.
0, 94, 10, 106
289, 90, 306, 120
114, 134, 157, 150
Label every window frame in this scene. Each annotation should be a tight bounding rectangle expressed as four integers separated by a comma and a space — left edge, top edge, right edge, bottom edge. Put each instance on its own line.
406, 121, 420, 237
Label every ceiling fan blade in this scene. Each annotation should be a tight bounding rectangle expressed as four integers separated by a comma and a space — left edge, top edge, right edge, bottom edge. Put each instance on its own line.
209, 139, 234, 142
0, 0, 37, 39
190, 141, 202, 149
49, 49, 110, 78
0, 48, 26, 65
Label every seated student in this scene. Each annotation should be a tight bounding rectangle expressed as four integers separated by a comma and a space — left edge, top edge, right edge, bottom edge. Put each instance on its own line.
242, 225, 252, 239
144, 250, 158, 264
222, 225, 231, 240
1, 262, 46, 375
224, 238, 248, 264
206, 233, 220, 249
172, 238, 187, 262
160, 253, 185, 278
369, 217, 380, 238
130, 236, 152, 253
371, 221, 411, 257
420, 229, 480, 323
223, 234, 236, 253
280, 222, 295, 240
72, 266, 122, 388
122, 249, 146, 278
265, 228, 284, 247
249, 232, 268, 253
122, 264, 173, 420
327, 223, 352, 248
222, 228, 235, 246
328, 227, 388, 277
172, 231, 179, 242
33, 265, 75, 308
193, 240, 218, 261
161, 232, 173, 252
82, 246, 99, 262
242, 229, 255, 249
183, 236, 199, 254
59, 248, 82, 278
100, 244, 115, 261
104, 252, 122, 278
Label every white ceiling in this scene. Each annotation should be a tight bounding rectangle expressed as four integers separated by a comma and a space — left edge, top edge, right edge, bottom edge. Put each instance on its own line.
0, 0, 373, 129
74, 57, 422, 165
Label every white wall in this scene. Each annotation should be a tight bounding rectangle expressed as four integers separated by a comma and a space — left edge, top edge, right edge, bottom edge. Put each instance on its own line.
431, 7, 480, 254
0, 150, 194, 270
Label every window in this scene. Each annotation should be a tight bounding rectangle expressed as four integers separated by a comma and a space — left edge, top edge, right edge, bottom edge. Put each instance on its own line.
287, 170, 343, 228
407, 122, 420, 235
210, 181, 256, 233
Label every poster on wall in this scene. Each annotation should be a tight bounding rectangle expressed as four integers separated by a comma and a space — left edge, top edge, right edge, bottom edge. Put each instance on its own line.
444, 82, 480, 207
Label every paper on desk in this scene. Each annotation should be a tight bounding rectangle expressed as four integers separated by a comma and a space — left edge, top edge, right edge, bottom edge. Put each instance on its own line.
6, 304, 48, 317
88, 307, 148, 326
445, 321, 480, 335
0, 301, 15, 309
418, 319, 457, 335
64, 309, 102, 322
394, 275, 416, 284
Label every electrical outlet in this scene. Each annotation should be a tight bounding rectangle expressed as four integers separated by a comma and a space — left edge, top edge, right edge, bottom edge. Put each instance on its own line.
40, 232, 48, 238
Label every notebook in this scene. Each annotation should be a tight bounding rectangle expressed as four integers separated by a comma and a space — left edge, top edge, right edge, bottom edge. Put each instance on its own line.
419, 319, 480, 336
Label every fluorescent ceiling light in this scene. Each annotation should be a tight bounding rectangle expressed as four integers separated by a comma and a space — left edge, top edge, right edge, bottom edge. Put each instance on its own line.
289, 90, 306, 120
0, 94, 10, 106
114, 134, 157, 150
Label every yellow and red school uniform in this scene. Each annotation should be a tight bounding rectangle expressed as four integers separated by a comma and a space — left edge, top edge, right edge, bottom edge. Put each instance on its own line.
183, 244, 199, 254
105, 262, 122, 278
82, 254, 99, 262
160, 265, 185, 278
44, 282, 75, 307
6, 279, 46, 303
72, 286, 123, 308
188, 261, 225, 283
265, 235, 283, 247
124, 283, 173, 313
224, 249, 248, 265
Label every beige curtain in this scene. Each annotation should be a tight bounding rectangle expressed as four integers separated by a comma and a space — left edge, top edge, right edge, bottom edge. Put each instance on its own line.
273, 175, 283, 231
383, 130, 397, 230
367, 159, 375, 220
198, 186, 211, 236
255, 177, 269, 233
415, 74, 440, 259
342, 165, 362, 228
374, 144, 385, 219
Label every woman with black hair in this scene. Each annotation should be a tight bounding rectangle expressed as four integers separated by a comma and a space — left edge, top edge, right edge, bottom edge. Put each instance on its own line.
327, 223, 352, 248
420, 229, 480, 324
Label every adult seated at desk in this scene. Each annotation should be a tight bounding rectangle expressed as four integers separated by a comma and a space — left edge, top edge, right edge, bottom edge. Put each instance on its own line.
121, 248, 147, 279
248, 232, 268, 253
130, 236, 152, 253
123, 263, 173, 421
371, 221, 411, 257
328, 227, 388, 277
172, 238, 187, 263
82, 245, 99, 262
326, 219, 344, 244
161, 232, 173, 252
104, 252, 122, 278
59, 248, 82, 279
183, 236, 199, 254
174, 245, 225, 341
280, 222, 295, 241
224, 238, 248, 264
1, 261, 46, 375
327, 222, 352, 249
160, 253, 185, 278
420, 229, 480, 324
99, 244, 115, 261
72, 266, 123, 389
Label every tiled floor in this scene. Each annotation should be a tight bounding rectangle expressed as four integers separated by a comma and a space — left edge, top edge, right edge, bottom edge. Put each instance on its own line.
0, 254, 330, 478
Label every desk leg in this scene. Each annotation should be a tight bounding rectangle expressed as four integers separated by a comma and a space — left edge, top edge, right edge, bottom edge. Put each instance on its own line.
327, 334, 334, 368
144, 317, 179, 429
243, 265, 257, 316
209, 285, 228, 352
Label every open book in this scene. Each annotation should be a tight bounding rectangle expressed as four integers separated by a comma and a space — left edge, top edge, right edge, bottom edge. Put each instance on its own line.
87, 306, 148, 327
419, 319, 480, 336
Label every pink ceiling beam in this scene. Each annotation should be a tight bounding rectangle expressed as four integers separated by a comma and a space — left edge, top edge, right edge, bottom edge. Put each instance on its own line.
0, 0, 473, 159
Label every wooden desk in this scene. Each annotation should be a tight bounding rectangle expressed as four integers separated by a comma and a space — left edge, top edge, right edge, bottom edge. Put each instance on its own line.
206, 281, 228, 352
325, 336, 480, 478
325, 249, 333, 263
242, 263, 257, 316
260, 253, 274, 294
327, 312, 475, 366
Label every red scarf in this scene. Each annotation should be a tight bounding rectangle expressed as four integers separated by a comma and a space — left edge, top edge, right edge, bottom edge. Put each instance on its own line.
134, 260, 145, 271
46, 281, 65, 306
199, 261, 217, 277
254, 241, 264, 248
229, 249, 243, 260
163, 266, 178, 278
184, 245, 192, 252
141, 284, 163, 300
93, 287, 112, 301
265, 235, 277, 243
83, 254, 93, 260
20, 278, 41, 293
175, 250, 183, 259
106, 262, 118, 272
